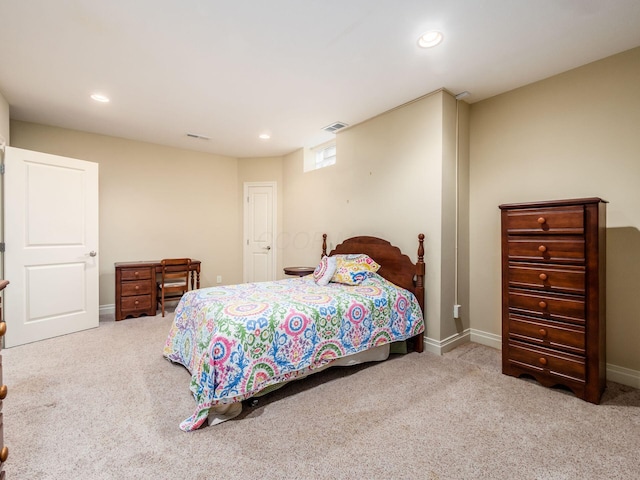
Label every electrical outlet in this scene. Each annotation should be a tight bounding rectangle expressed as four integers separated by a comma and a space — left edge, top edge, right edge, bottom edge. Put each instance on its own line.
453, 304, 461, 319
216, 275, 222, 284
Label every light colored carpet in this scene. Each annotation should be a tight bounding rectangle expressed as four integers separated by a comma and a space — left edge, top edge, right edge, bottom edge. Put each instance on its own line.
3, 313, 639, 479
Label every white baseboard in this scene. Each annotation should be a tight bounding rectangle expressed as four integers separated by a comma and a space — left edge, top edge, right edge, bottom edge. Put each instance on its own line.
99, 304, 115, 317
423, 329, 471, 355
463, 327, 640, 390
607, 363, 640, 389
423, 328, 501, 355
469, 328, 502, 350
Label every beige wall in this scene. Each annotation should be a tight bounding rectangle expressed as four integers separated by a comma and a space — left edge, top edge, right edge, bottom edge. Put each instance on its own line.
469, 47, 640, 371
10, 121, 243, 307
0, 90, 9, 144
282, 90, 470, 344
456, 100, 471, 341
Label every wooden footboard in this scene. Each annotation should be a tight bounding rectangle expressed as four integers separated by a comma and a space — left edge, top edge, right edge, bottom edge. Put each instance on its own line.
322, 233, 425, 353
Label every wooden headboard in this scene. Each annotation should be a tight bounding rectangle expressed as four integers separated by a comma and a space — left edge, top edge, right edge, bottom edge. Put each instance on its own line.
321, 233, 425, 353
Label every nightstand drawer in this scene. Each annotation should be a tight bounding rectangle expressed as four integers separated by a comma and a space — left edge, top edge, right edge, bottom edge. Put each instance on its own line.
121, 281, 152, 297
121, 295, 152, 311
508, 262, 585, 294
508, 314, 585, 354
508, 290, 585, 324
507, 341, 586, 383
506, 236, 585, 263
504, 205, 584, 234
120, 268, 153, 281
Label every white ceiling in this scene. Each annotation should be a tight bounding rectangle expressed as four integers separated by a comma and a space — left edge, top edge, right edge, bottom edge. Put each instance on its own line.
1, 0, 639, 158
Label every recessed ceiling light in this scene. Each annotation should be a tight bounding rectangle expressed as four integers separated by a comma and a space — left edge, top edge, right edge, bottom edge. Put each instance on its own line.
90, 93, 110, 103
417, 30, 443, 48
259, 133, 271, 140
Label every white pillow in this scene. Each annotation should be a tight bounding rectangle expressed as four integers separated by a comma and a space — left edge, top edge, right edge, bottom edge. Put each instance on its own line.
313, 256, 337, 286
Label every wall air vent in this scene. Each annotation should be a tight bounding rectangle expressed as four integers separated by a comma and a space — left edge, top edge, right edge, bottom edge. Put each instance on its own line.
322, 122, 349, 134
186, 133, 211, 140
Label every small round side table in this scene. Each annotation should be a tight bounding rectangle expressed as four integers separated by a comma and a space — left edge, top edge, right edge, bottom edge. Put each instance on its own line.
283, 266, 315, 277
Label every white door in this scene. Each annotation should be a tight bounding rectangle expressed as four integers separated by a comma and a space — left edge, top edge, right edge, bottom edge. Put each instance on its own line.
3, 147, 99, 347
243, 182, 276, 283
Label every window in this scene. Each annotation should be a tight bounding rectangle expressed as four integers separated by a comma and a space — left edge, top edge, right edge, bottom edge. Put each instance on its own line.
315, 143, 336, 169
304, 141, 336, 172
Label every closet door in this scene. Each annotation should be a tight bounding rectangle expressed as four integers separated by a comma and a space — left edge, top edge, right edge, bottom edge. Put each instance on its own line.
243, 182, 277, 283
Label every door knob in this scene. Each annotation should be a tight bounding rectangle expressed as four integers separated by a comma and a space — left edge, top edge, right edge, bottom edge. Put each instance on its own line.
263, 246, 271, 250
89, 251, 97, 257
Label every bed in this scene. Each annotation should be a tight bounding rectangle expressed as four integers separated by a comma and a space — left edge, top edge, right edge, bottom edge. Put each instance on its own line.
164, 234, 426, 431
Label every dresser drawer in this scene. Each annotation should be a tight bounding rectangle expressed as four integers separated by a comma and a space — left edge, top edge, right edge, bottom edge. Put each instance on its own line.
121, 281, 152, 297
508, 314, 585, 354
507, 341, 586, 383
504, 205, 584, 235
0, 412, 5, 466
508, 290, 585, 324
120, 267, 153, 281
508, 262, 585, 294
121, 295, 152, 311
506, 236, 585, 263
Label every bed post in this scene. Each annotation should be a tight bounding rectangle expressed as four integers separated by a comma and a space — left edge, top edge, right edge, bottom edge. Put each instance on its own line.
322, 233, 327, 257
414, 233, 425, 353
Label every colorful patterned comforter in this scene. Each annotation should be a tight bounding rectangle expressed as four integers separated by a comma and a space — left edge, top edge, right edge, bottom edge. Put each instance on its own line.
163, 273, 424, 431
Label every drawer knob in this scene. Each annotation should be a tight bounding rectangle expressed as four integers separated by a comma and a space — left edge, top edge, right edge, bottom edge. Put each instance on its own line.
0, 384, 7, 399
539, 273, 548, 281
537, 217, 546, 224
135, 285, 140, 290
538, 245, 547, 253
539, 328, 547, 337
134, 271, 139, 276
539, 357, 548, 366
134, 300, 139, 305
538, 301, 547, 309
0, 322, 5, 337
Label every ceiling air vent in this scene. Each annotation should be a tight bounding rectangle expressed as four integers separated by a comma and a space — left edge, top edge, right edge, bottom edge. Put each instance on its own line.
322, 121, 349, 134
186, 132, 210, 140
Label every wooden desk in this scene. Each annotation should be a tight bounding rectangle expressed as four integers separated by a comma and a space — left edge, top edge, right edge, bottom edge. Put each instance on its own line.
114, 260, 201, 321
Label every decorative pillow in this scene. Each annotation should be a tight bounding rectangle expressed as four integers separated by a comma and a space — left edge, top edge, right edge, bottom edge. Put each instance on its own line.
331, 254, 381, 285
313, 255, 337, 286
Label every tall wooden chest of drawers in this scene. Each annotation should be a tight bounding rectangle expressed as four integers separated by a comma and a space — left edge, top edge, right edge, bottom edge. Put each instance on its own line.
499, 198, 607, 403
0, 279, 9, 477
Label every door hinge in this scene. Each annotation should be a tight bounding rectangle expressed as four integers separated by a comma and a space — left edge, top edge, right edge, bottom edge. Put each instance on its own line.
0, 242, 5, 253
0, 164, 4, 174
